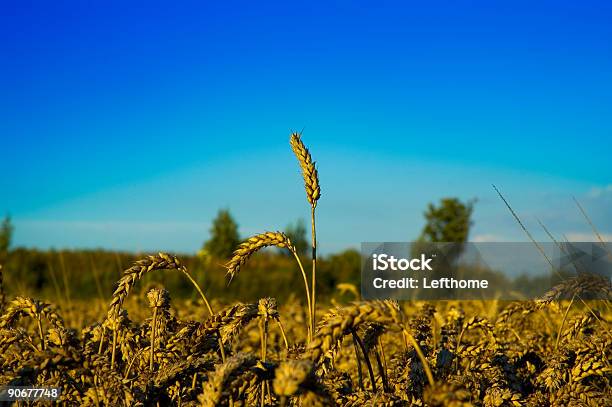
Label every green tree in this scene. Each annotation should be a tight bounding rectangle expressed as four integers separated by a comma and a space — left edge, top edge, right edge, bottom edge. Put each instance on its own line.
412, 197, 475, 279
418, 198, 475, 243
285, 218, 308, 257
0, 215, 13, 263
203, 209, 240, 259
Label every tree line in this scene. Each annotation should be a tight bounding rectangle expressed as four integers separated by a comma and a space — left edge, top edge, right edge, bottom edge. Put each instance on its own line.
1, 198, 551, 301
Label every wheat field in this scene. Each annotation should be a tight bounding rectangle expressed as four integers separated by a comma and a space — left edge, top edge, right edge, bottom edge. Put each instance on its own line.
0, 134, 610, 406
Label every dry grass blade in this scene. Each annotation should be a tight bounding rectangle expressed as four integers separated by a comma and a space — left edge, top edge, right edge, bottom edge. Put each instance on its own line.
573, 195, 612, 260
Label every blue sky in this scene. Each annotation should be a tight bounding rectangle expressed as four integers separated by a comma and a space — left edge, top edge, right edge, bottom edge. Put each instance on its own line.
1, 1, 611, 254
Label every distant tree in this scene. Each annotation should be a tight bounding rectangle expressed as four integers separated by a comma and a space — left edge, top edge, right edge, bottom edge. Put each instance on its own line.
0, 215, 13, 262
203, 209, 240, 259
412, 198, 475, 276
418, 198, 475, 243
285, 219, 308, 256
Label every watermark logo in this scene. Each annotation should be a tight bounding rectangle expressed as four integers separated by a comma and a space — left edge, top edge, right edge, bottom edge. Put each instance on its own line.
372, 253, 434, 271
361, 242, 611, 300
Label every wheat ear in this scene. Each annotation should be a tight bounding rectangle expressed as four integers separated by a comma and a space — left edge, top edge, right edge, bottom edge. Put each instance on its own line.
226, 232, 294, 281
199, 353, 260, 407
108, 252, 213, 320
0, 296, 65, 350
290, 132, 320, 207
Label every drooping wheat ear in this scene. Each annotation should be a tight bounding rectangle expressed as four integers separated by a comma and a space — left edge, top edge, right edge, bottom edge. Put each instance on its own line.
226, 232, 295, 283
153, 355, 214, 390
0, 296, 65, 349
290, 132, 321, 207
0, 296, 65, 331
0, 327, 28, 353
218, 303, 259, 345
199, 353, 260, 407
107, 253, 184, 320
308, 301, 400, 364
561, 311, 598, 343
537, 273, 612, 305
275, 359, 334, 407
177, 302, 258, 358
107, 252, 213, 320
196, 303, 249, 337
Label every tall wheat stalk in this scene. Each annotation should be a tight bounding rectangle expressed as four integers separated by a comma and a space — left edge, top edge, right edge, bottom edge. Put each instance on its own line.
290, 132, 321, 337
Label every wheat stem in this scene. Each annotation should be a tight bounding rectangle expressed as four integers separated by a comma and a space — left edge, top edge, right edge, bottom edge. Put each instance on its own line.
276, 319, 289, 349
403, 328, 435, 387
310, 205, 317, 340
352, 333, 364, 390
150, 306, 157, 372
259, 318, 267, 407
352, 329, 377, 392
36, 316, 45, 350
292, 250, 313, 342
111, 329, 117, 369
378, 336, 388, 385
556, 294, 575, 350
182, 270, 214, 316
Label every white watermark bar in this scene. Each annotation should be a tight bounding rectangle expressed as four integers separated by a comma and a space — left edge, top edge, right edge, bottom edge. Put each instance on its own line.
361, 242, 612, 300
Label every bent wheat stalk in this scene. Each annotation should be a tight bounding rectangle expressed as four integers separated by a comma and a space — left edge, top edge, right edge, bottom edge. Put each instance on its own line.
108, 253, 213, 319
106, 253, 215, 367
226, 231, 314, 341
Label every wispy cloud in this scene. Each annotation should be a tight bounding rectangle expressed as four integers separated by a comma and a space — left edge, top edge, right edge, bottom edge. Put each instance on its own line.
564, 232, 612, 242
588, 184, 612, 199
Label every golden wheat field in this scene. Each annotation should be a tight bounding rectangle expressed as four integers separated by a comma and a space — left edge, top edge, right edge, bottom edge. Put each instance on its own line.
1, 133, 610, 406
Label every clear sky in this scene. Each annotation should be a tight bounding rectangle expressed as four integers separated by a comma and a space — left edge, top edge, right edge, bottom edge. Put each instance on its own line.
1, 1, 611, 254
